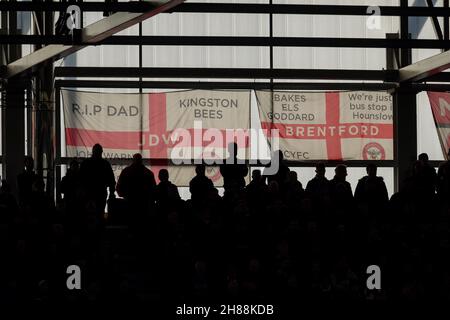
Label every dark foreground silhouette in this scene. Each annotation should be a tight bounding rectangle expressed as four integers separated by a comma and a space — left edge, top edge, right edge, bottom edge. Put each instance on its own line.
1, 147, 450, 305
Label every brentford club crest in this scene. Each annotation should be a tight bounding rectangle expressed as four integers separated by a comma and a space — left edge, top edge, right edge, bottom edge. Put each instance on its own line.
363, 142, 386, 160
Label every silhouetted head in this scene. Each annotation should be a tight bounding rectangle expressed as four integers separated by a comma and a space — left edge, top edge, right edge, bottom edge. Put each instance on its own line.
196, 164, 206, 176
366, 163, 377, 177
418, 153, 429, 164
92, 144, 103, 159
159, 169, 169, 182
228, 142, 238, 160
448, 148, 450, 158
252, 169, 261, 182
315, 163, 326, 177
24, 156, 34, 172
69, 159, 79, 171
132, 153, 142, 165
335, 164, 348, 180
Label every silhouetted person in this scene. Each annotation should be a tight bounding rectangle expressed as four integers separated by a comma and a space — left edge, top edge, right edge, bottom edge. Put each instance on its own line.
60, 159, 81, 208
417, 153, 437, 197
189, 164, 214, 203
286, 171, 304, 202
354, 164, 388, 208
329, 165, 353, 221
79, 144, 116, 218
305, 163, 330, 218
245, 169, 268, 205
306, 163, 330, 202
17, 156, 38, 207
402, 160, 424, 195
438, 148, 450, 203
264, 150, 290, 190
155, 169, 180, 209
116, 153, 156, 213
220, 142, 248, 197
246, 170, 267, 194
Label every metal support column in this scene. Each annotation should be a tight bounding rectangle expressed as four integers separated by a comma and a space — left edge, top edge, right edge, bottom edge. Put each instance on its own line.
1, 4, 25, 197
32, 0, 55, 195
2, 79, 26, 196
394, 0, 417, 192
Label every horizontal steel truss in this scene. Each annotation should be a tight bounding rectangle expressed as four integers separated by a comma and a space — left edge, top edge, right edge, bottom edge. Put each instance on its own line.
54, 80, 398, 91
1, 35, 449, 49
54, 79, 450, 92
55, 67, 400, 81
1, 3, 450, 17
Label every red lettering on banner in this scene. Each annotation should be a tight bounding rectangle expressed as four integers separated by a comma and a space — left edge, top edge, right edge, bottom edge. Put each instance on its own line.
260, 123, 392, 140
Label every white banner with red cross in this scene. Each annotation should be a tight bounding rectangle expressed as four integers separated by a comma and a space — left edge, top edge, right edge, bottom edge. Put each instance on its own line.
61, 89, 251, 186
255, 91, 393, 161
427, 91, 450, 159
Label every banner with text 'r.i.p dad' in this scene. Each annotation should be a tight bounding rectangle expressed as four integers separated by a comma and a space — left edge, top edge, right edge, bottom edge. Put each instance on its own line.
61, 89, 251, 186
255, 90, 393, 161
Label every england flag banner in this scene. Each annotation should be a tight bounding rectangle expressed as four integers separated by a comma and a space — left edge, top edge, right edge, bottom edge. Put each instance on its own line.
256, 91, 393, 161
427, 91, 450, 159
62, 89, 251, 186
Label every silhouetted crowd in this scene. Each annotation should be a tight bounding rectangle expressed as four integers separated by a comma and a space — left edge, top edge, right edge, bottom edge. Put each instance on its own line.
1, 142, 450, 304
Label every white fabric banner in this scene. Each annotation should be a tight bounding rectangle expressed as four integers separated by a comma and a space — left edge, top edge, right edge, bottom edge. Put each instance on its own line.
256, 91, 393, 161
62, 89, 251, 186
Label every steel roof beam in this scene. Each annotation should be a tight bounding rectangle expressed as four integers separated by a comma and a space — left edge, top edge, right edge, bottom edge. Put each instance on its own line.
0, 0, 184, 79
0, 3, 449, 17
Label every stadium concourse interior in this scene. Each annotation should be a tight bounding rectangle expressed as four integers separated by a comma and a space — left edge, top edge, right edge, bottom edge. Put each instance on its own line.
2, 0, 450, 308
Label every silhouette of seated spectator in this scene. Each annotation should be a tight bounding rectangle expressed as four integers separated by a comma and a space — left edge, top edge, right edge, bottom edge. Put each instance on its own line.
79, 144, 116, 218
220, 142, 248, 198
17, 156, 38, 207
155, 169, 180, 209
116, 153, 156, 213
60, 159, 81, 208
354, 163, 389, 209
189, 164, 214, 203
